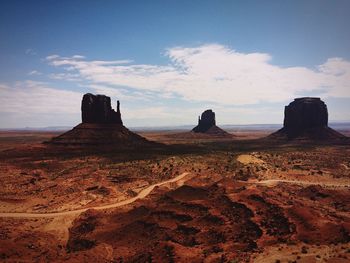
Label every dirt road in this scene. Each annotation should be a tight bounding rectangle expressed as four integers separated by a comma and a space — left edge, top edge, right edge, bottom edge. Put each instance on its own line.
255, 179, 350, 188
2, 171, 348, 219
0, 172, 190, 218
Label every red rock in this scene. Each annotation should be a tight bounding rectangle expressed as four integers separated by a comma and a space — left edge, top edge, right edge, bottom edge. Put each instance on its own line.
270, 97, 346, 140
192, 109, 230, 136
81, 93, 122, 124
49, 93, 152, 145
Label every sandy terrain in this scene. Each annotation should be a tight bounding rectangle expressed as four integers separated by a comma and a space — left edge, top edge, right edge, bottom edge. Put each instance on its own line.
0, 130, 349, 262
138, 129, 270, 144
0, 172, 191, 218
237, 154, 265, 165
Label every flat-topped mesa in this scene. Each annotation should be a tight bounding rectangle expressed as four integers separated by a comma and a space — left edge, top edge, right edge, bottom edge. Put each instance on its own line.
81, 93, 122, 124
192, 109, 216, 133
269, 97, 346, 140
283, 97, 327, 137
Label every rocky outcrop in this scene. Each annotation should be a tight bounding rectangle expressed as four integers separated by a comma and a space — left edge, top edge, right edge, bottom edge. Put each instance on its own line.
270, 97, 346, 140
192, 110, 216, 133
192, 109, 231, 136
82, 93, 122, 124
283, 97, 328, 137
49, 93, 152, 146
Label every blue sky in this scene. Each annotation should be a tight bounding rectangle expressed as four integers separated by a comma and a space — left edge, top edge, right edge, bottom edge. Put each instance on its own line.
0, 0, 350, 128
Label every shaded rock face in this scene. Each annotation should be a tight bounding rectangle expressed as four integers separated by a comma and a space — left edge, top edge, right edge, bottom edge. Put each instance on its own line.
49, 93, 154, 145
192, 110, 216, 133
82, 93, 122, 124
283, 97, 328, 137
269, 97, 346, 140
283, 97, 328, 136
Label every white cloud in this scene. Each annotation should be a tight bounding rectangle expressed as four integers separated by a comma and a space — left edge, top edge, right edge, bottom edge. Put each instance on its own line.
2, 44, 350, 128
71, 55, 86, 59
0, 80, 172, 127
46, 44, 350, 105
86, 84, 147, 102
46, 54, 59, 60
49, 73, 81, 81
0, 81, 81, 115
122, 106, 208, 126
28, 70, 42, 76
25, 48, 36, 56
0, 81, 83, 127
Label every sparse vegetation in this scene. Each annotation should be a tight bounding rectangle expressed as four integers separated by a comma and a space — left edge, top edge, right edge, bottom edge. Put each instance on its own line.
0, 131, 349, 262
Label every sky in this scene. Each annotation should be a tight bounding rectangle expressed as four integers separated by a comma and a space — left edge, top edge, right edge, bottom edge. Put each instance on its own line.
0, 0, 350, 128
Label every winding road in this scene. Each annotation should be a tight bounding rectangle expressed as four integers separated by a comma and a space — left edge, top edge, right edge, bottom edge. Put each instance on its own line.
1, 172, 348, 219
236, 155, 349, 189
0, 172, 190, 218
254, 179, 350, 188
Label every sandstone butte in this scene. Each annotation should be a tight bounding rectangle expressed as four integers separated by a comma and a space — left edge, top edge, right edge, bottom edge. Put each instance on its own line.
49, 93, 151, 145
270, 97, 346, 140
192, 109, 230, 136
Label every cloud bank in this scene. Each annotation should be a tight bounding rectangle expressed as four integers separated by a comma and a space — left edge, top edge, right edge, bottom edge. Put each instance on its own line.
1, 44, 350, 127
0, 81, 82, 127
47, 44, 350, 105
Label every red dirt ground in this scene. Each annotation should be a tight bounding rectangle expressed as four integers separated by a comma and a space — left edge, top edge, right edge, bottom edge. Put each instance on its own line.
0, 130, 349, 262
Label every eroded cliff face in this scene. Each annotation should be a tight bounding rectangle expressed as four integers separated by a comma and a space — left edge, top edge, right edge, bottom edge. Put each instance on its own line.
49, 93, 153, 145
191, 109, 232, 136
192, 110, 216, 133
283, 97, 328, 137
270, 97, 345, 140
81, 93, 122, 124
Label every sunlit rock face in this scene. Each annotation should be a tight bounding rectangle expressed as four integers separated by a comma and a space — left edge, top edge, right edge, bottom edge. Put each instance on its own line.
81, 93, 122, 124
192, 109, 216, 133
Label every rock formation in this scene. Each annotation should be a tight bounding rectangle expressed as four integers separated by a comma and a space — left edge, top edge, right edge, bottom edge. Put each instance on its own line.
49, 93, 152, 145
270, 97, 346, 140
192, 109, 231, 136
283, 97, 328, 136
82, 93, 122, 124
192, 110, 216, 133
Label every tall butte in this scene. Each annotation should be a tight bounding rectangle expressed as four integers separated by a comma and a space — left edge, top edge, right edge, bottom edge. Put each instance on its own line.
81, 93, 122, 124
270, 97, 346, 140
192, 109, 231, 136
50, 93, 150, 145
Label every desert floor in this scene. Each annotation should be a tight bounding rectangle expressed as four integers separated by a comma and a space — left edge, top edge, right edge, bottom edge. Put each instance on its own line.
0, 129, 349, 262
